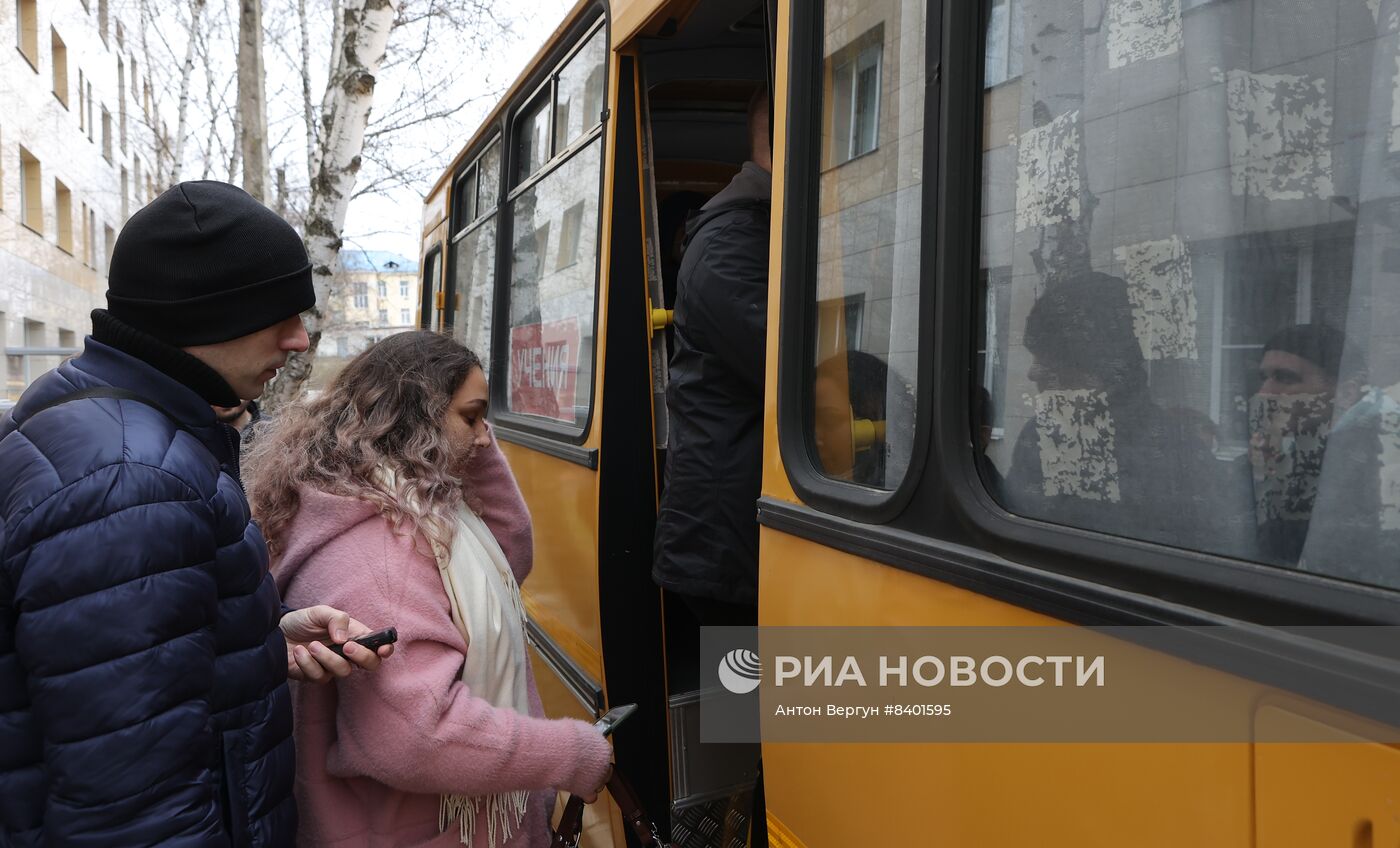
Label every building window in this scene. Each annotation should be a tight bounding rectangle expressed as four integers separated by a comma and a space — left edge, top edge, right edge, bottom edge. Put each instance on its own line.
51, 29, 68, 107
115, 20, 123, 49
120, 167, 128, 221
86, 81, 94, 141
377, 308, 389, 325
377, 280, 386, 298
831, 29, 883, 165
101, 108, 112, 162
54, 180, 72, 253
103, 224, 115, 274
98, 0, 108, 45
15, 0, 37, 69
400, 308, 411, 325
984, 0, 1024, 88
117, 58, 127, 153
87, 208, 97, 267
353, 282, 367, 309
78, 70, 85, 130
19, 147, 42, 234
399, 280, 409, 298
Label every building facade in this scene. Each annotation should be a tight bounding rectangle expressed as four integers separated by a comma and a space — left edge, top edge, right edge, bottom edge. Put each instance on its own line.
1, 0, 160, 405
314, 249, 421, 386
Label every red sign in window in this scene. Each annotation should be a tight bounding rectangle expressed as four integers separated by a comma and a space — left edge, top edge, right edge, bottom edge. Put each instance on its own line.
509, 317, 581, 423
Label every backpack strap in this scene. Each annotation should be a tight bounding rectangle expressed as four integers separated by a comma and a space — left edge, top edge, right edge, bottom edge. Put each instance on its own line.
21, 386, 192, 435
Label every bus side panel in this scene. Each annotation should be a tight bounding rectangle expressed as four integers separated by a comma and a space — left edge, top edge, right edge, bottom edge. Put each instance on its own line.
504, 443, 605, 683
758, 527, 1255, 848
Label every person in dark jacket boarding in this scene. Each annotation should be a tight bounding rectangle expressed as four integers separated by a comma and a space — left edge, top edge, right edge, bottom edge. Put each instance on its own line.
653, 88, 772, 627
0, 181, 391, 847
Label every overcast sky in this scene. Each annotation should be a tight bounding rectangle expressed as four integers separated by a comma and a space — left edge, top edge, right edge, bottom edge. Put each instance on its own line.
339, 0, 576, 263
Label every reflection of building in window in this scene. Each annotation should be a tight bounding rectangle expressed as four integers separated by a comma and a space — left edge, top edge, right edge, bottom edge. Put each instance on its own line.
556, 202, 584, 271
400, 280, 409, 297
400, 309, 410, 325
378, 309, 388, 325
831, 27, 883, 164
843, 293, 865, 351
354, 282, 368, 308
984, 0, 1023, 87
377, 280, 386, 297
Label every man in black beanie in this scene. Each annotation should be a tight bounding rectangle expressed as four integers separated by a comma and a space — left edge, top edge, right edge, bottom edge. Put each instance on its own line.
0, 181, 391, 846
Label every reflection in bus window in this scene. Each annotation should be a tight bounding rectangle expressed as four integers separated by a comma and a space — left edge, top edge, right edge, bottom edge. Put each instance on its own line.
477, 140, 501, 214
505, 141, 601, 427
806, 0, 923, 491
515, 93, 551, 185
451, 218, 496, 366
554, 27, 606, 153
975, 0, 1400, 590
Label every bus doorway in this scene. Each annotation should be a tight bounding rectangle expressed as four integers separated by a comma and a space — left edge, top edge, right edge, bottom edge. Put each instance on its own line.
630, 1, 771, 843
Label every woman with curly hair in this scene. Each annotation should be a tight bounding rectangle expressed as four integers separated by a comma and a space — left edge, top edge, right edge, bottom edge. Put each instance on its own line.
245, 331, 611, 847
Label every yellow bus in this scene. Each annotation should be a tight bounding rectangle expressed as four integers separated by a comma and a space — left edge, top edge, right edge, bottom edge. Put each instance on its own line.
419, 0, 1400, 844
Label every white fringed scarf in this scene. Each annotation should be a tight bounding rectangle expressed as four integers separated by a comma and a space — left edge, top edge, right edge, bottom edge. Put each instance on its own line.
431, 501, 532, 847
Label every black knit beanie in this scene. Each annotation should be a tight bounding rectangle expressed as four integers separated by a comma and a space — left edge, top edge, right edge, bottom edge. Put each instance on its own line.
105, 181, 315, 346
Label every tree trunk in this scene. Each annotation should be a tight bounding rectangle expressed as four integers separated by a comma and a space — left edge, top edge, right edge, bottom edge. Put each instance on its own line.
261, 0, 399, 410
310, 0, 345, 180
171, 0, 206, 184
298, 0, 316, 185
237, 0, 270, 201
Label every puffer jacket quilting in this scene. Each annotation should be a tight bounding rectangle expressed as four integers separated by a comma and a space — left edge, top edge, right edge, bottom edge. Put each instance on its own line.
0, 339, 295, 847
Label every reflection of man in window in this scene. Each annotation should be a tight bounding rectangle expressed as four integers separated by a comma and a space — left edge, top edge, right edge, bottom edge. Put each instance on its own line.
1004, 273, 1220, 548
653, 88, 772, 625
1246, 324, 1364, 567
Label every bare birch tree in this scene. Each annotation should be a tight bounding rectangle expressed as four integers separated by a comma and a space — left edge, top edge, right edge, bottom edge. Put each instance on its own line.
260, 0, 400, 407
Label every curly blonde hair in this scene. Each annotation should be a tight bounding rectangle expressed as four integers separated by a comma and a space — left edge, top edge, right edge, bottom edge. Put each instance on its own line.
245, 330, 482, 560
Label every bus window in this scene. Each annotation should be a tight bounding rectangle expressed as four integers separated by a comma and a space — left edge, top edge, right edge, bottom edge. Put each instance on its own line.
503, 24, 606, 430
975, 0, 1400, 592
554, 27, 607, 154
450, 139, 501, 366
806, 1, 924, 491
478, 138, 502, 213
515, 92, 552, 185
420, 246, 441, 332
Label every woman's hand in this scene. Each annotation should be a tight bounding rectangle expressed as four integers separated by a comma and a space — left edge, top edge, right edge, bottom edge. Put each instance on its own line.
280, 605, 395, 682
579, 764, 613, 804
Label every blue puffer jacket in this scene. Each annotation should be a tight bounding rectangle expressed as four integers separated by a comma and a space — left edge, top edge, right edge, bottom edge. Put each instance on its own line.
0, 339, 295, 846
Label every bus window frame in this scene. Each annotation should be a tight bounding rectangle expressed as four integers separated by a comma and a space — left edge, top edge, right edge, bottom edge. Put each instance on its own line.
766, 0, 1400, 726
491, 12, 610, 447
775, 0, 937, 524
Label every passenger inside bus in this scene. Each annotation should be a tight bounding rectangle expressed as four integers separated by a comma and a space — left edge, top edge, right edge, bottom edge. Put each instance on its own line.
1244, 323, 1365, 566
1002, 272, 1224, 549
813, 350, 912, 488
653, 86, 771, 626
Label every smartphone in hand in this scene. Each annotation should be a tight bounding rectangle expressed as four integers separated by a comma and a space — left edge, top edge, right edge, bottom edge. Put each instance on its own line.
325, 626, 398, 659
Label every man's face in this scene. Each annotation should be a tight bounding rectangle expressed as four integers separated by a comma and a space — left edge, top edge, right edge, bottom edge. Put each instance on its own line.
184, 314, 310, 400
1257, 350, 1336, 397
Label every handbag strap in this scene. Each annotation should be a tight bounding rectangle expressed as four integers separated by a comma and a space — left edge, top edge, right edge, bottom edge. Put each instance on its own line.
550, 770, 677, 848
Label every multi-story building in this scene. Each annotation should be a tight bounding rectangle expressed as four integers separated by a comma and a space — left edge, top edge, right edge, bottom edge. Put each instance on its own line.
1, 0, 160, 406
314, 249, 420, 386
